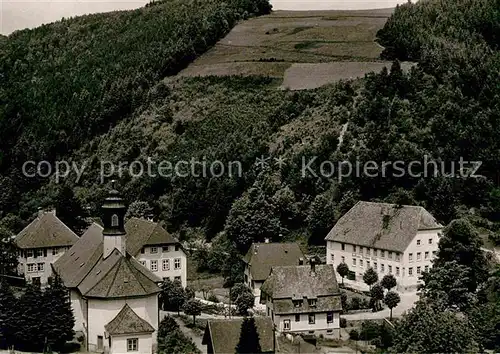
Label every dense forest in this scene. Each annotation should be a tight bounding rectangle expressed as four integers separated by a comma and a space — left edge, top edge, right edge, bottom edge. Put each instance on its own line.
1, 0, 500, 261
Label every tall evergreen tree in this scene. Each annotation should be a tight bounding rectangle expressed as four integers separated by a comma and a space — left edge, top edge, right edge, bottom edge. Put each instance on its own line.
14, 284, 45, 351
42, 275, 75, 351
0, 279, 17, 349
235, 316, 262, 353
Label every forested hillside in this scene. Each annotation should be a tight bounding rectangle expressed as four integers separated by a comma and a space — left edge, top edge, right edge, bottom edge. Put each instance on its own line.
1, 0, 500, 264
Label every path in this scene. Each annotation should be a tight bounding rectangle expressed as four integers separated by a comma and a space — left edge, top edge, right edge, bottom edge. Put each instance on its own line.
343, 291, 419, 321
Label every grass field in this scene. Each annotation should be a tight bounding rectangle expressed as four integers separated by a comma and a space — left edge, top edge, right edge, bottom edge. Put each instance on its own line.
178, 9, 404, 89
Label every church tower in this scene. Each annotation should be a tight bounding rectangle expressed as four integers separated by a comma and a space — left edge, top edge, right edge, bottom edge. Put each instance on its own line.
102, 181, 127, 258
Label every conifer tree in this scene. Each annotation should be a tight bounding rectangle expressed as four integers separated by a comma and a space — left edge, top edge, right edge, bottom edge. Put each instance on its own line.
235, 316, 261, 353
0, 279, 17, 349
42, 275, 75, 351
14, 283, 45, 351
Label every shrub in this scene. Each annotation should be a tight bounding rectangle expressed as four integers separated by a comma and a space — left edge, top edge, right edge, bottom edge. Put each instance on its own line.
340, 317, 347, 328
207, 292, 219, 303
349, 329, 359, 340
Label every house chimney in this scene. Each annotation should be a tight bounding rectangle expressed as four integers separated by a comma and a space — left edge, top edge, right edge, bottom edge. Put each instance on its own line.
299, 257, 304, 265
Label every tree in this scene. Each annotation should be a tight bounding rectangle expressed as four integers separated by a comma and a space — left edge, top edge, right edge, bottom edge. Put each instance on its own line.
125, 201, 153, 220
14, 284, 46, 351
381, 274, 397, 291
235, 291, 255, 316
159, 279, 186, 314
235, 316, 262, 353
183, 298, 202, 325
363, 268, 378, 290
0, 279, 17, 349
419, 260, 477, 311
0, 228, 17, 276
42, 275, 75, 351
157, 316, 179, 340
383, 291, 401, 320
230, 283, 253, 302
336, 263, 349, 285
157, 328, 200, 354
52, 185, 89, 235
370, 284, 384, 311
340, 291, 348, 313
391, 300, 479, 353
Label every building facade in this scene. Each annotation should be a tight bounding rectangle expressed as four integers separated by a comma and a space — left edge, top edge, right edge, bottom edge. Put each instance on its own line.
325, 201, 443, 292
243, 242, 305, 306
14, 210, 79, 286
125, 217, 187, 288
53, 187, 161, 353
260, 259, 342, 338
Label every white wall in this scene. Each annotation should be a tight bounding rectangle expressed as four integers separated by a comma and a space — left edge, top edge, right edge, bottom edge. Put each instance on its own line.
110, 333, 152, 354
18, 246, 70, 285
87, 295, 158, 352
136, 245, 187, 287
71, 290, 88, 333
275, 312, 340, 332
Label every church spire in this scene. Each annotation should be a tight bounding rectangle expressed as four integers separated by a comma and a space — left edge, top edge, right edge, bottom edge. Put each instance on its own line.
102, 180, 127, 258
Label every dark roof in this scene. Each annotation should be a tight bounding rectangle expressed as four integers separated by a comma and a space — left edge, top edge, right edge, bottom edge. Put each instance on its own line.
324, 201, 442, 252
105, 304, 155, 335
52, 223, 161, 298
202, 317, 274, 354
243, 243, 305, 281
14, 211, 79, 249
260, 264, 341, 314
125, 217, 179, 256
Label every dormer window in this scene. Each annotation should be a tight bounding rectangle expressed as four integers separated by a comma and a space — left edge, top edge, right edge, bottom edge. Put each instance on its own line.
293, 300, 302, 308
111, 214, 119, 227
308, 299, 317, 307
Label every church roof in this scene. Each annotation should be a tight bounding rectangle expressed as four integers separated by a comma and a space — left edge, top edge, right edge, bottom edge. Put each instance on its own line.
52, 223, 161, 298
14, 211, 79, 249
105, 304, 155, 335
125, 217, 179, 256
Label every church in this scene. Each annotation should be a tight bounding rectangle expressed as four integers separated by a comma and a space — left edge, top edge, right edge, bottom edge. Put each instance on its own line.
53, 186, 162, 353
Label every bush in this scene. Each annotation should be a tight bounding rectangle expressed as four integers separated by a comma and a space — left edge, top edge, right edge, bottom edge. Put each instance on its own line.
349, 297, 361, 310
207, 292, 219, 303
349, 329, 360, 340
340, 317, 347, 328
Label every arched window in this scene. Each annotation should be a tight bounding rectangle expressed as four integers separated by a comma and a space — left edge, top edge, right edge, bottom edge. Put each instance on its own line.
111, 214, 119, 227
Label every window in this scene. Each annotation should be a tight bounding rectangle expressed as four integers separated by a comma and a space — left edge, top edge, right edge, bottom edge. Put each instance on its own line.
151, 247, 158, 254
27, 263, 35, 272
353, 259, 356, 267
425, 251, 429, 260
409, 267, 413, 276
417, 239, 421, 246
295, 314, 300, 322
341, 256, 345, 263
381, 264, 385, 273
327, 312, 334, 323
429, 238, 433, 244
175, 245, 180, 251
32, 277, 41, 286
330, 253, 334, 262
111, 214, 119, 227
396, 267, 400, 276
162, 246, 169, 252
37, 263, 44, 271
367, 261, 370, 268
308, 299, 317, 307
52, 248, 58, 256
308, 314, 315, 324
150, 260, 158, 272
162, 259, 170, 271
366, 248, 370, 256
409, 253, 413, 262
381, 250, 385, 258
374, 262, 377, 270
341, 243, 345, 251
425, 265, 429, 272
388, 251, 393, 260
417, 252, 421, 261
127, 338, 138, 352
388, 265, 392, 274
26, 249, 33, 258
174, 258, 181, 270
359, 247, 363, 255
140, 247, 145, 254
283, 320, 290, 331
373, 249, 377, 257
353, 245, 356, 253
417, 266, 421, 275
293, 300, 302, 308
360, 259, 363, 267
395, 253, 401, 261
35, 249, 44, 257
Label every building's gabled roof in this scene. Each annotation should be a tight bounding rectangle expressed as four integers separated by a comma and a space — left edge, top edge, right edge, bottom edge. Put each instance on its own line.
14, 211, 79, 249
260, 264, 342, 315
125, 217, 179, 256
52, 222, 161, 298
324, 201, 442, 252
105, 304, 155, 335
243, 242, 305, 281
202, 317, 274, 354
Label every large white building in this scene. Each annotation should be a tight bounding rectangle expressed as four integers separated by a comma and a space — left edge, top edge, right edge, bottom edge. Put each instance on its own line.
325, 201, 443, 292
14, 210, 79, 286
53, 187, 162, 353
125, 217, 187, 288
260, 258, 342, 338
243, 242, 305, 306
